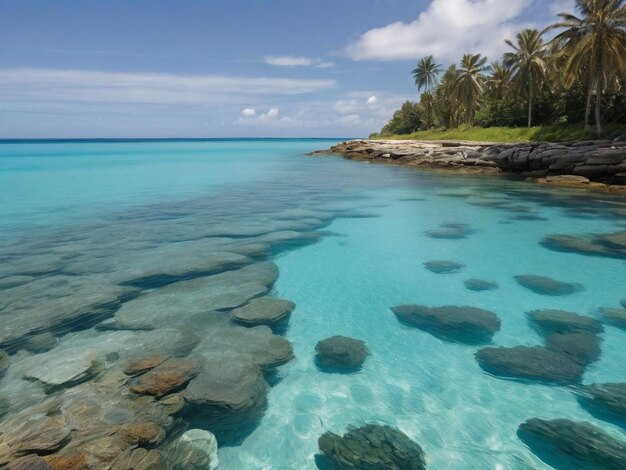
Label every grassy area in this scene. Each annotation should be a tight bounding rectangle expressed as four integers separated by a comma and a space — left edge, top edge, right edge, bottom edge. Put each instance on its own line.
370, 124, 626, 143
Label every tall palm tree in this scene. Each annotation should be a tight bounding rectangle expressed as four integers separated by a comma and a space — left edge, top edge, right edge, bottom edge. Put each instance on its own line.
434, 65, 462, 128
412, 55, 442, 92
504, 29, 549, 128
547, 0, 626, 134
455, 53, 489, 125
487, 61, 512, 99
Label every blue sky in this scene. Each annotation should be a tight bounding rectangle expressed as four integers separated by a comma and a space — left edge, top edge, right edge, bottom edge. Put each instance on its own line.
0, 0, 575, 138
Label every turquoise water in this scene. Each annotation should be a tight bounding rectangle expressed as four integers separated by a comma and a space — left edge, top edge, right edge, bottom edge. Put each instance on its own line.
1, 140, 626, 469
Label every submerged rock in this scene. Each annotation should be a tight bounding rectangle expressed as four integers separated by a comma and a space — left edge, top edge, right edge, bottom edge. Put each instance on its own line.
425, 223, 474, 239
392, 304, 500, 344
318, 423, 426, 470
464, 279, 499, 291
541, 230, 626, 260
24, 333, 57, 354
23, 349, 100, 392
0, 349, 8, 378
475, 346, 584, 384
601, 308, 626, 328
165, 429, 218, 470
230, 296, 295, 327
578, 383, 626, 422
130, 357, 202, 397
123, 355, 169, 376
110, 448, 163, 470
424, 260, 464, 274
517, 418, 626, 469
545, 332, 601, 366
7, 455, 54, 470
527, 309, 603, 335
0, 415, 71, 465
315, 336, 369, 371
184, 359, 267, 412
126, 422, 166, 447
514, 275, 584, 296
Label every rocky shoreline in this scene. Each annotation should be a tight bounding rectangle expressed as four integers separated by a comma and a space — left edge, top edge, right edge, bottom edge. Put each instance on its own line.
313, 139, 626, 194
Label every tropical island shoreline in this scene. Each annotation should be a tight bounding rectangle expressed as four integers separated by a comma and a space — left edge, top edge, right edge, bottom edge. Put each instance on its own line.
312, 138, 626, 195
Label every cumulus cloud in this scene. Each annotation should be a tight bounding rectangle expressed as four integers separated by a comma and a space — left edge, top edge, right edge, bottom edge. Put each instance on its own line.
260, 108, 280, 120
264, 56, 335, 68
367, 95, 378, 104
345, 0, 537, 62
241, 108, 256, 117
264, 56, 314, 67
0, 68, 337, 105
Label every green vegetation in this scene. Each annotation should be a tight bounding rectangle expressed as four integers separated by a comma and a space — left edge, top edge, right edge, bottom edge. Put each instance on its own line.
376, 0, 626, 141
369, 123, 626, 143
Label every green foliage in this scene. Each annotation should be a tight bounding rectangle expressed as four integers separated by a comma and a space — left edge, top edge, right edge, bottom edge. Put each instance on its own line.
375, 0, 626, 141
380, 101, 422, 136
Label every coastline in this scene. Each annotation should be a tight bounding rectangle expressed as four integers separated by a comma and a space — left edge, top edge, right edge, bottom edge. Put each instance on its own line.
312, 139, 626, 195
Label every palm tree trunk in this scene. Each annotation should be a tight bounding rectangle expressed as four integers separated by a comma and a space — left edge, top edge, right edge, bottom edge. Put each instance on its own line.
584, 85, 593, 129
527, 89, 533, 128
595, 89, 603, 136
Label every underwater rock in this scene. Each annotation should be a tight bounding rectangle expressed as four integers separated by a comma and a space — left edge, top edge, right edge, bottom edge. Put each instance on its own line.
514, 275, 584, 296
7, 455, 55, 470
24, 332, 57, 354
0, 415, 71, 465
545, 332, 601, 366
230, 296, 295, 327
527, 309, 603, 335
541, 231, 626, 260
578, 383, 626, 422
318, 423, 426, 470
0, 349, 8, 378
114, 262, 278, 330
517, 418, 626, 470
23, 348, 100, 392
130, 357, 202, 397
424, 260, 464, 274
475, 346, 584, 384
622, 299, 626, 308
315, 336, 369, 371
184, 359, 267, 412
392, 304, 500, 344
110, 448, 163, 470
464, 279, 499, 291
126, 422, 166, 447
0, 275, 138, 352
601, 308, 626, 328
165, 429, 218, 470
123, 355, 169, 376
425, 223, 474, 239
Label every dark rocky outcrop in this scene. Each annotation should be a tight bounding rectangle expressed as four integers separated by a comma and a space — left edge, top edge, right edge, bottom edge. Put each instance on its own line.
541, 230, 626, 260
527, 309, 603, 335
514, 275, 584, 296
315, 336, 369, 372
464, 279, 499, 291
321, 140, 626, 189
130, 357, 202, 397
317, 423, 426, 470
7, 455, 55, 470
0, 349, 8, 379
392, 304, 500, 344
517, 418, 626, 470
545, 332, 601, 366
601, 308, 626, 329
577, 383, 626, 424
424, 260, 464, 274
475, 346, 584, 384
425, 223, 474, 239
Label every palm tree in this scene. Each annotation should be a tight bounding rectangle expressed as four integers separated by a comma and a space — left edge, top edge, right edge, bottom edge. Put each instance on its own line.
504, 29, 549, 128
487, 61, 512, 98
412, 55, 442, 92
455, 53, 489, 125
546, 0, 626, 135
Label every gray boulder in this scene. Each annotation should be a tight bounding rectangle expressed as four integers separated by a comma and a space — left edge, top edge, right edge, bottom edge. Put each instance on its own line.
601, 308, 626, 329
527, 309, 603, 335
517, 418, 626, 469
315, 336, 369, 371
464, 279, 499, 291
318, 423, 426, 470
514, 275, 584, 296
475, 346, 584, 384
392, 304, 500, 344
165, 429, 218, 470
230, 297, 295, 327
24, 333, 57, 354
577, 383, 626, 422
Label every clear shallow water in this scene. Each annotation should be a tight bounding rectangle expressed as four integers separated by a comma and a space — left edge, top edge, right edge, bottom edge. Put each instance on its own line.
1, 140, 626, 469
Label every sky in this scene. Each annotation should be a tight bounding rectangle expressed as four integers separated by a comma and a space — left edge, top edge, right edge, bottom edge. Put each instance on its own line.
0, 0, 576, 138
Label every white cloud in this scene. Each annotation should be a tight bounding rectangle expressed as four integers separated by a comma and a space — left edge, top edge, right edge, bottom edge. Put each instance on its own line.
260, 108, 280, 120
338, 114, 361, 125
367, 95, 378, 104
241, 108, 256, 117
264, 56, 335, 68
345, 0, 536, 62
264, 56, 314, 67
0, 68, 337, 105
